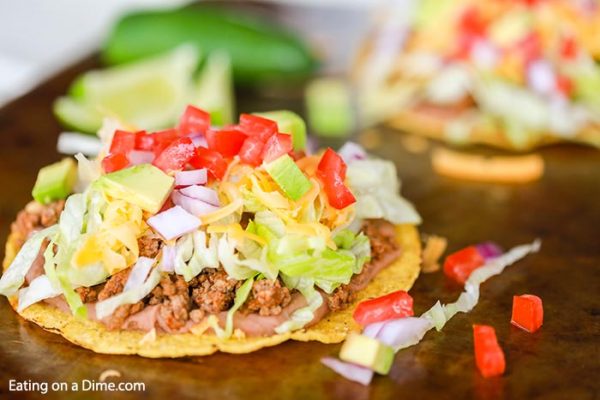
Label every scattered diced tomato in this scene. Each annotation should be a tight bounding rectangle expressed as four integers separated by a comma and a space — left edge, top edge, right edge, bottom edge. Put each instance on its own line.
239, 136, 265, 166
559, 36, 578, 60
443, 246, 485, 284
517, 32, 542, 64
317, 148, 347, 179
556, 75, 573, 97
511, 294, 543, 333
239, 113, 278, 141
153, 137, 196, 173
262, 133, 293, 163
353, 290, 414, 326
190, 147, 228, 180
150, 129, 179, 155
101, 153, 129, 173
206, 128, 247, 158
473, 324, 506, 378
458, 6, 486, 37
179, 105, 210, 136
134, 130, 153, 151
109, 130, 135, 154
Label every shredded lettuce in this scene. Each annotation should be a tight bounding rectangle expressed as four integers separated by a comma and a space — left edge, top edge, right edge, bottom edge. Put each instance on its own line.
347, 159, 421, 225
275, 276, 323, 334
0, 225, 58, 297
95, 268, 161, 319
214, 276, 255, 339
17, 275, 62, 312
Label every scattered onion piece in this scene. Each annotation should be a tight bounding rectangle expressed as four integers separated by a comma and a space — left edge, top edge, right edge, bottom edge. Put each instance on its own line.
172, 191, 219, 217
421, 234, 448, 273
476, 241, 503, 260
321, 357, 374, 386
338, 142, 367, 164
179, 184, 220, 206
175, 169, 208, 187
127, 150, 154, 165
431, 148, 544, 183
124, 256, 154, 291
147, 205, 201, 240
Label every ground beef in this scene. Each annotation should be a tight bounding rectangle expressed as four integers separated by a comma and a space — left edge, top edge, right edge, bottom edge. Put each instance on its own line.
190, 268, 240, 316
76, 285, 102, 303
149, 274, 191, 331
97, 268, 131, 301
104, 302, 145, 330
138, 235, 162, 258
326, 219, 400, 312
10, 200, 65, 248
243, 278, 292, 316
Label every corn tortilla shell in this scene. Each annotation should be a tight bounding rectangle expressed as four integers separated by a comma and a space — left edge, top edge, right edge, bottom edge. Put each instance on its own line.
2, 224, 421, 357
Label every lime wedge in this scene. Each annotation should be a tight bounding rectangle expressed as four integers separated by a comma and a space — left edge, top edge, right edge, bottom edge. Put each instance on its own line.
54, 45, 199, 133
191, 51, 235, 126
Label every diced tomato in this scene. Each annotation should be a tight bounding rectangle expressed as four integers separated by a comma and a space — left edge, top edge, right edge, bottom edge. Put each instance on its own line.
517, 32, 542, 65
179, 105, 210, 136
262, 133, 293, 163
134, 130, 153, 151
109, 130, 135, 154
511, 294, 543, 333
238, 136, 265, 166
101, 153, 129, 173
205, 128, 247, 158
556, 75, 573, 97
239, 113, 278, 141
559, 36, 578, 60
353, 290, 414, 326
153, 137, 196, 173
443, 246, 485, 284
459, 6, 486, 37
190, 147, 228, 180
317, 148, 347, 179
473, 324, 505, 378
150, 129, 179, 155
322, 172, 356, 209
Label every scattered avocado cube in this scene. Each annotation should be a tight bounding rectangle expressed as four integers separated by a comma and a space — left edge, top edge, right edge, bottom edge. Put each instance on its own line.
255, 110, 306, 150
264, 154, 312, 201
339, 333, 395, 375
95, 164, 174, 213
32, 158, 77, 204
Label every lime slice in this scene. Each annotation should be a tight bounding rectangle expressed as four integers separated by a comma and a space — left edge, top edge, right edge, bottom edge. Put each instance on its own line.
191, 51, 235, 126
54, 45, 199, 133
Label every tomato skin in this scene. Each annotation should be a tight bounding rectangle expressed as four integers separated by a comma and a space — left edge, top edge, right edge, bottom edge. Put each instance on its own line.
179, 105, 210, 136
153, 137, 196, 173
110, 130, 136, 154
134, 130, 153, 151
206, 128, 247, 158
353, 290, 414, 326
317, 148, 347, 179
190, 147, 228, 180
511, 294, 543, 333
239, 113, 278, 141
102, 153, 129, 173
238, 136, 264, 166
262, 133, 293, 163
443, 246, 485, 284
150, 129, 179, 155
473, 325, 505, 378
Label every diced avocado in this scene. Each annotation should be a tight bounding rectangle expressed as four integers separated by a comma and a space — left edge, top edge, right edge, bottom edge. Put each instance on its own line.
339, 333, 395, 375
305, 78, 353, 137
32, 158, 77, 204
264, 154, 312, 201
255, 110, 306, 150
489, 11, 532, 47
95, 164, 174, 213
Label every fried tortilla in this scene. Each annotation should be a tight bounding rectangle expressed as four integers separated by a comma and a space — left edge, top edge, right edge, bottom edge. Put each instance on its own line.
3, 224, 420, 357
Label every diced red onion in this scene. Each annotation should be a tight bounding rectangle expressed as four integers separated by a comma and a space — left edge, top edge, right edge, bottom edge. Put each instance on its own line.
362, 321, 385, 338
190, 134, 208, 148
172, 191, 219, 217
127, 150, 155, 165
159, 245, 176, 272
147, 205, 201, 240
321, 357, 374, 386
175, 169, 208, 187
57, 132, 102, 156
338, 142, 367, 164
527, 60, 556, 96
476, 242, 503, 260
365, 317, 433, 352
124, 257, 154, 291
179, 185, 220, 206
470, 39, 499, 69
305, 136, 318, 156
